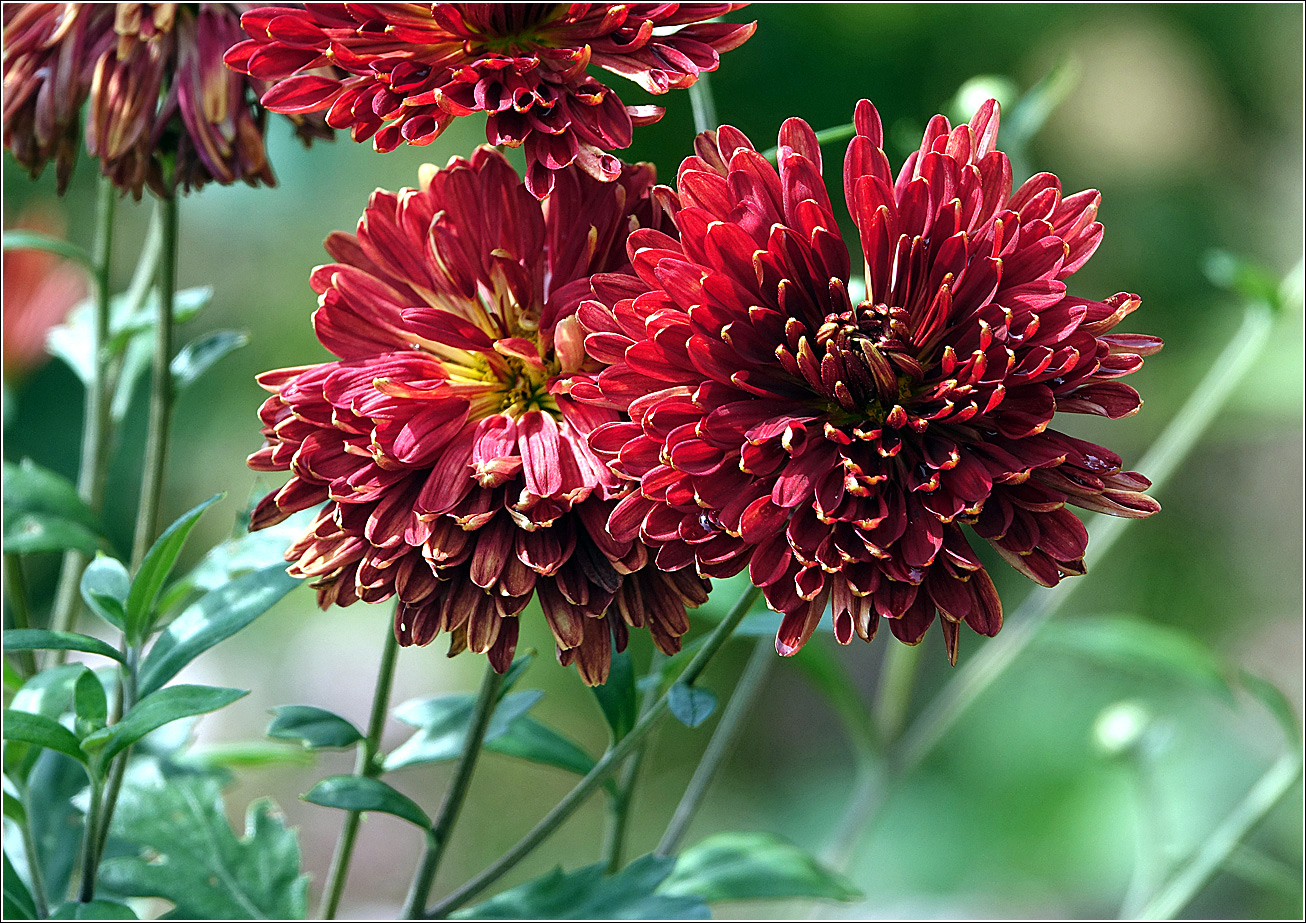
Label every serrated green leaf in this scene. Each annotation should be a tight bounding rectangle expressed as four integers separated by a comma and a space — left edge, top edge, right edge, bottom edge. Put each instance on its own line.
267, 705, 364, 750
454, 854, 707, 920
658, 832, 862, 903
81, 685, 247, 766
485, 716, 596, 777
2, 850, 37, 920
4, 514, 102, 556
591, 647, 637, 742
1037, 616, 1234, 700
171, 329, 249, 390
4, 629, 125, 664
303, 775, 431, 828
667, 683, 717, 728
385, 690, 543, 772
2, 710, 86, 765
73, 667, 108, 739
137, 563, 299, 697
97, 776, 308, 919
124, 494, 222, 643
80, 555, 130, 632
49, 900, 137, 920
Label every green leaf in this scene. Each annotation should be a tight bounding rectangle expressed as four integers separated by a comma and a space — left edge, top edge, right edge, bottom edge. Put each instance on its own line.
24, 749, 91, 900
166, 510, 314, 608
1205, 250, 1283, 311
1239, 671, 1302, 749
137, 563, 300, 697
97, 775, 308, 920
658, 832, 862, 903
171, 329, 249, 390
73, 667, 108, 739
4, 514, 102, 556
80, 684, 247, 766
10, 664, 83, 719
1, 710, 86, 765
3, 788, 27, 825
124, 494, 222, 643
591, 647, 637, 742
454, 854, 707, 920
1, 231, 94, 271
2, 850, 37, 920
667, 683, 717, 728
3, 629, 125, 664
385, 690, 543, 772
49, 900, 138, 920
80, 555, 130, 632
1004, 60, 1080, 149
1037, 616, 1234, 700
267, 705, 364, 750
107, 286, 214, 352
179, 741, 314, 770
485, 716, 596, 777
303, 775, 431, 828
2, 460, 104, 555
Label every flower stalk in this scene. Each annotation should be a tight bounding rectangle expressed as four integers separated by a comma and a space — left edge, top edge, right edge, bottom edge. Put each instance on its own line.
402, 664, 506, 918
319, 619, 402, 919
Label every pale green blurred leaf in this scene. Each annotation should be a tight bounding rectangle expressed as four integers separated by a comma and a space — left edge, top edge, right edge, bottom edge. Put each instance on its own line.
659, 832, 862, 903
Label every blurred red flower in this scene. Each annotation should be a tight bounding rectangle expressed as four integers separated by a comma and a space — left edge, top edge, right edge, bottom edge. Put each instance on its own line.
2, 3, 331, 197
575, 100, 1162, 663
224, 3, 754, 199
250, 148, 706, 683
2, 206, 87, 381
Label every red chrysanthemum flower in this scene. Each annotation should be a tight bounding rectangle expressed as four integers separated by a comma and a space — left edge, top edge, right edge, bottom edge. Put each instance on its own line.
249, 147, 707, 684
2, 206, 87, 381
2, 3, 331, 197
574, 100, 1162, 663
223, 3, 755, 199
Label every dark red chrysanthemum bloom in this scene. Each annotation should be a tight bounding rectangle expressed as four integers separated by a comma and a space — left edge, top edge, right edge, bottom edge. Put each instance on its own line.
2, 3, 330, 197
249, 147, 707, 684
223, 3, 755, 199
574, 100, 1162, 663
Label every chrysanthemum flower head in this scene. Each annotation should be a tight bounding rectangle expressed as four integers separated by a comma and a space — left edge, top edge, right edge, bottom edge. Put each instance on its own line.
223, 3, 755, 199
2, 2, 330, 197
250, 148, 707, 684
575, 99, 1161, 663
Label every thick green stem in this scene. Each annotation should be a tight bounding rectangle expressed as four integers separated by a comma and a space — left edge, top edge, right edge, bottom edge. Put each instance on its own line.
656, 634, 773, 857
130, 193, 179, 568
18, 787, 50, 919
824, 302, 1276, 870
48, 177, 116, 649
75, 779, 105, 904
688, 73, 717, 134
318, 619, 401, 919
402, 665, 506, 918
602, 651, 665, 872
3, 554, 38, 676
1134, 751, 1302, 919
426, 585, 762, 919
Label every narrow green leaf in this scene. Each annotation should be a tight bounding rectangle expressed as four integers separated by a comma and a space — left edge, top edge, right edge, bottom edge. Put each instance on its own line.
171, 329, 249, 390
10, 664, 83, 719
137, 563, 299, 697
1, 231, 95, 271
1, 710, 86, 765
80, 555, 130, 632
303, 775, 431, 828
124, 493, 222, 643
658, 832, 862, 903
73, 667, 108, 738
180, 741, 315, 770
23, 750, 90, 899
2, 460, 104, 555
591, 647, 637, 742
3, 629, 125, 664
97, 776, 309, 919
80, 684, 247, 766
454, 854, 706, 920
485, 716, 596, 777
667, 683, 717, 728
49, 900, 138, 920
2, 850, 37, 920
3, 788, 27, 825
4, 514, 102, 556
267, 705, 364, 750
385, 690, 543, 772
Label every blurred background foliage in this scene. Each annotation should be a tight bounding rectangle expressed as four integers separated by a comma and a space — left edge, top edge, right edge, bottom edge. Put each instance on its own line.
3, 2, 1302, 919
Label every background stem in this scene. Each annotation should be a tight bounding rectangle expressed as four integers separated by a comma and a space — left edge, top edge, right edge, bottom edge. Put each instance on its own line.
3, 554, 38, 676
403, 665, 505, 918
319, 618, 401, 920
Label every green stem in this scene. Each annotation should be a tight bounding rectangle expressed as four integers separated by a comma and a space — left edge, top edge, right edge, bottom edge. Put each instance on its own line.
18, 785, 50, 919
872, 639, 922, 747
318, 619, 401, 919
602, 650, 665, 872
3, 554, 38, 676
130, 193, 179, 568
402, 665, 506, 918
427, 585, 762, 919
84, 644, 139, 902
825, 301, 1276, 869
48, 176, 116, 652
1135, 751, 1302, 920
688, 72, 717, 135
760, 123, 858, 164
75, 778, 104, 904
656, 633, 773, 857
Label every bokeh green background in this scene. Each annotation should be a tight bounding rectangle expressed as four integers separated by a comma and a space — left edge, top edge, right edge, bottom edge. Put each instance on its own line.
3, 3, 1302, 918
